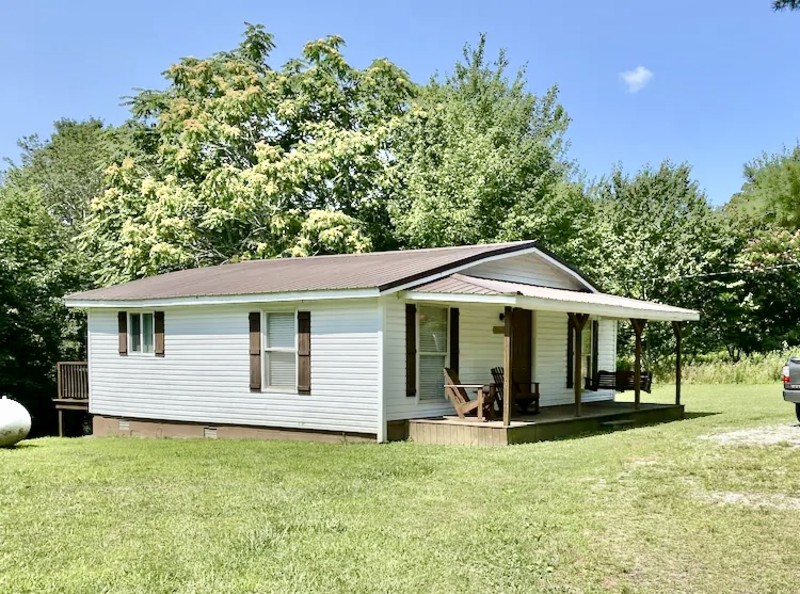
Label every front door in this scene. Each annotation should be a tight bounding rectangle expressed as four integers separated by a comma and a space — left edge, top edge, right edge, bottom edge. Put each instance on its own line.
511, 308, 533, 387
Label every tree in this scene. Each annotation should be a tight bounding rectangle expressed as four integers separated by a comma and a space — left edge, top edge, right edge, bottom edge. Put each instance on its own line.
0, 119, 132, 433
83, 24, 415, 286
716, 146, 800, 356
388, 35, 589, 261
583, 162, 729, 363
585, 162, 721, 301
0, 186, 81, 433
774, 0, 800, 10
724, 145, 800, 231
729, 228, 800, 351
4, 119, 134, 231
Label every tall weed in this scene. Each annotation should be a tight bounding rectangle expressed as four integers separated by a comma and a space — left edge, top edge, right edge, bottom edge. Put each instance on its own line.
638, 348, 797, 385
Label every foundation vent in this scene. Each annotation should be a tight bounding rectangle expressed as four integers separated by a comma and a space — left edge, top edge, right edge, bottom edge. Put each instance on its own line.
119, 419, 130, 432
204, 426, 218, 440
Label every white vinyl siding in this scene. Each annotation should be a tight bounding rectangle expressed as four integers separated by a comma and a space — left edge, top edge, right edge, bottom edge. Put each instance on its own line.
533, 312, 615, 405
88, 301, 380, 434
463, 252, 586, 290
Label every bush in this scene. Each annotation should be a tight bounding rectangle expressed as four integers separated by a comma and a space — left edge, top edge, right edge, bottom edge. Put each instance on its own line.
642, 347, 797, 385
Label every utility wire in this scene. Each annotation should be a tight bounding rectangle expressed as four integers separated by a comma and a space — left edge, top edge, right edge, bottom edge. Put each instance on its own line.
660, 261, 800, 281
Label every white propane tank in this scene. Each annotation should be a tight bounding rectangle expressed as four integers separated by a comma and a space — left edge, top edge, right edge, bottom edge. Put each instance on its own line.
0, 396, 32, 447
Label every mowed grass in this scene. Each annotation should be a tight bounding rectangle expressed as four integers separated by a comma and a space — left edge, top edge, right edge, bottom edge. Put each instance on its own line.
2, 385, 800, 594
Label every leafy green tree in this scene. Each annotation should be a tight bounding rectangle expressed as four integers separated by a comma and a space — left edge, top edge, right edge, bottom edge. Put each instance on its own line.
774, 0, 800, 10
388, 35, 589, 261
83, 24, 415, 286
727, 228, 800, 352
0, 119, 131, 433
4, 119, 133, 231
583, 162, 730, 363
725, 145, 800, 231
585, 162, 721, 301
0, 186, 82, 433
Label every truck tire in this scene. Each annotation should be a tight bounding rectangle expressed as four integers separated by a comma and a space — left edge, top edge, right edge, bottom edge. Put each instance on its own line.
795, 403, 800, 423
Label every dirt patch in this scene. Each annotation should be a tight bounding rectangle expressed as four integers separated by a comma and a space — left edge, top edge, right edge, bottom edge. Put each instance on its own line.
695, 490, 800, 510
698, 424, 800, 448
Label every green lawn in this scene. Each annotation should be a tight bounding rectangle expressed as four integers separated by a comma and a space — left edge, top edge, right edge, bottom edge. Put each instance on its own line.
2, 384, 800, 594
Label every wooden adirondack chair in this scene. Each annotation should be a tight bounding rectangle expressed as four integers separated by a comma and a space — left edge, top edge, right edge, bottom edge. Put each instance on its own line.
443, 368, 496, 421
491, 367, 541, 414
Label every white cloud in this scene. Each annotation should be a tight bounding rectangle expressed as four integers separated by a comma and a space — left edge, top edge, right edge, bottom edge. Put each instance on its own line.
620, 66, 654, 93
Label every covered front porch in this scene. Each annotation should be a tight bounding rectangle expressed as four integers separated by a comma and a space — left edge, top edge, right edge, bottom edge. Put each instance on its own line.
401, 273, 698, 445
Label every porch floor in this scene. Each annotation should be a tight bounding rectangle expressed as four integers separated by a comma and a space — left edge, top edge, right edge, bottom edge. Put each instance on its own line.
408, 400, 684, 446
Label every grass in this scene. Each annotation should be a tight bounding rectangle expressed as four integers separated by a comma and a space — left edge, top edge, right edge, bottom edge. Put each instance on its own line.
2, 384, 800, 593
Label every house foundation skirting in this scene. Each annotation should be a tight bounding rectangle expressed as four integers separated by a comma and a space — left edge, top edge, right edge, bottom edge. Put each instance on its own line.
92, 415, 377, 443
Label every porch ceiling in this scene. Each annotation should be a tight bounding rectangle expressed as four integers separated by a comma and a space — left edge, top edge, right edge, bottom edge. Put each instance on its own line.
405, 274, 699, 322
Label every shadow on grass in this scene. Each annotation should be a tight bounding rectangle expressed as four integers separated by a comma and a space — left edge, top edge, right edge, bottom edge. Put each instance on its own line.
2, 441, 41, 450
536, 412, 722, 444
684, 411, 720, 420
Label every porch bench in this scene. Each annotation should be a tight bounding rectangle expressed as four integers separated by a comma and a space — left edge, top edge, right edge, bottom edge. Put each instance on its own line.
585, 370, 652, 393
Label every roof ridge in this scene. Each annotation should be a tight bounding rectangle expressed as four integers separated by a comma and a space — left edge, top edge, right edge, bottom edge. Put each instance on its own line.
230, 240, 538, 265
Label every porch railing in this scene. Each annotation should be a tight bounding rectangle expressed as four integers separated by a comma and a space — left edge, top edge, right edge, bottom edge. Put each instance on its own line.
56, 362, 89, 400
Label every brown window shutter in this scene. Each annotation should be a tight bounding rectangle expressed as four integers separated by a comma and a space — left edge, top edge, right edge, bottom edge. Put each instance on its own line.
249, 312, 261, 392
449, 307, 460, 372
297, 311, 311, 395
118, 311, 128, 356
591, 320, 599, 378
154, 311, 165, 357
566, 315, 573, 388
406, 304, 417, 397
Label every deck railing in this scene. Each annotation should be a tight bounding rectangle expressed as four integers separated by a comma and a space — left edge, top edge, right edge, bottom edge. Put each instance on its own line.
56, 361, 89, 400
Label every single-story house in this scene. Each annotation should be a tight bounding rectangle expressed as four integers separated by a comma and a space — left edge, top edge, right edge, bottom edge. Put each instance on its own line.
63, 240, 699, 444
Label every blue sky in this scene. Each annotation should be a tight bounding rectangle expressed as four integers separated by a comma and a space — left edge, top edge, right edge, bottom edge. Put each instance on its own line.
1, 0, 797, 205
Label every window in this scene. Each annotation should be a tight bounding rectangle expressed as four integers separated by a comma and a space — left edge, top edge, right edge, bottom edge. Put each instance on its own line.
582, 322, 593, 383
418, 305, 448, 401
129, 312, 154, 354
264, 312, 296, 389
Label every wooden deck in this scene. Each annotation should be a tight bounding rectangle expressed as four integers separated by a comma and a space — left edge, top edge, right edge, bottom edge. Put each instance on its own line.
53, 361, 89, 437
407, 400, 684, 446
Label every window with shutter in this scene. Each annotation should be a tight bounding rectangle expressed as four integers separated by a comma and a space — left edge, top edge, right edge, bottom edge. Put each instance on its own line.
264, 312, 297, 389
418, 305, 449, 402
128, 312, 155, 354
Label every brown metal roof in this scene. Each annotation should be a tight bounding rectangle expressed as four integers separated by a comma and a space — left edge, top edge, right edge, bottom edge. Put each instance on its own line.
66, 241, 540, 302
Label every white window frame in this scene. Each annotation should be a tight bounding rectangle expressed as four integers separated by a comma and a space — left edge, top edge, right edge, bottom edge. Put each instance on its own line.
128, 311, 155, 355
416, 304, 450, 403
261, 309, 298, 393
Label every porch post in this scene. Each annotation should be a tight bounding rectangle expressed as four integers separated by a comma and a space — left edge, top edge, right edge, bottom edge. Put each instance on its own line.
502, 306, 513, 427
568, 313, 589, 417
673, 321, 683, 406
631, 318, 647, 411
